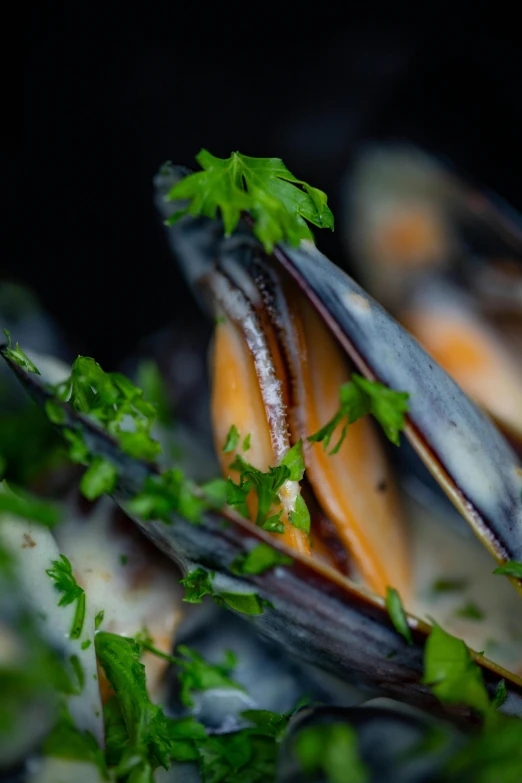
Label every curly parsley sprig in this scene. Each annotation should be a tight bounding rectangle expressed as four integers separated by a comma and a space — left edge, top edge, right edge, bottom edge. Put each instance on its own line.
46, 554, 86, 640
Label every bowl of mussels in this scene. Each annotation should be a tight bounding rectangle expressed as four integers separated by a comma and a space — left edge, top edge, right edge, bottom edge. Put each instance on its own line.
1, 145, 521, 783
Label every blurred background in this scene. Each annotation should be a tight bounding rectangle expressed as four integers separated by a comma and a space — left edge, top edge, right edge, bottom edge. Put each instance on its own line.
20, 7, 522, 367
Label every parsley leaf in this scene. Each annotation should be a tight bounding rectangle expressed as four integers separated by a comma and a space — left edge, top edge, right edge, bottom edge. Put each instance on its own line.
223, 424, 240, 453
288, 493, 311, 534
492, 679, 508, 710
443, 713, 522, 783
242, 433, 251, 452
294, 723, 368, 783
230, 542, 293, 575
137, 359, 171, 426
79, 456, 118, 500
128, 468, 212, 525
52, 356, 161, 463
227, 444, 309, 533
385, 586, 413, 645
421, 624, 490, 715
308, 374, 409, 452
217, 592, 274, 615
172, 645, 245, 708
95, 631, 202, 780
228, 454, 289, 530
454, 601, 485, 621
179, 567, 273, 616
0, 480, 60, 526
180, 567, 215, 604
43, 708, 107, 774
165, 150, 334, 253
46, 554, 86, 640
2, 329, 41, 374
431, 577, 468, 593
493, 560, 522, 579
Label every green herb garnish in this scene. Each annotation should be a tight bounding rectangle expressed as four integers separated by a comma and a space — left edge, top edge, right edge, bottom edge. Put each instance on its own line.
79, 456, 118, 500
223, 424, 240, 453
227, 441, 309, 532
180, 567, 273, 616
454, 601, 485, 621
431, 577, 468, 593
2, 329, 41, 374
128, 468, 215, 525
171, 645, 245, 708
95, 631, 205, 780
46, 554, 86, 640
179, 567, 215, 604
385, 586, 413, 645
0, 480, 60, 527
422, 624, 490, 715
493, 561, 522, 579
309, 374, 409, 452
294, 723, 368, 783
165, 149, 334, 253
492, 679, 508, 710
230, 542, 293, 575
53, 356, 161, 462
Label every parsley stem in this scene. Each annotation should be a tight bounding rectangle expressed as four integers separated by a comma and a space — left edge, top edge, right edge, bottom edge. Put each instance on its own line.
70, 592, 86, 639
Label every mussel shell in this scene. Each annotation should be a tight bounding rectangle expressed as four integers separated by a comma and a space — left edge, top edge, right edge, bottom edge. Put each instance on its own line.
155, 166, 522, 587
268, 238, 522, 580
3, 353, 521, 722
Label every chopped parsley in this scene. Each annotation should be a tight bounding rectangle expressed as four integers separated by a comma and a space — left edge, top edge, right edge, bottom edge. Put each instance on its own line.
43, 708, 107, 774
223, 424, 240, 453
230, 542, 293, 575
79, 456, 118, 500
94, 609, 104, 630
385, 586, 413, 645
52, 356, 161, 462
137, 359, 171, 426
294, 722, 368, 783
95, 631, 206, 780
69, 653, 85, 692
46, 554, 86, 640
431, 577, 468, 593
454, 601, 485, 621
180, 567, 273, 616
164, 149, 334, 252
227, 441, 310, 533
0, 480, 60, 527
493, 560, 522, 579
171, 645, 245, 708
2, 329, 41, 374
308, 374, 409, 452
492, 679, 508, 710
128, 469, 225, 525
242, 433, 251, 452
421, 624, 490, 715
179, 567, 215, 604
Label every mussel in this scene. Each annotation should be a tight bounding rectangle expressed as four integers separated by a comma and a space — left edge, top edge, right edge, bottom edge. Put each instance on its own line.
4, 160, 522, 733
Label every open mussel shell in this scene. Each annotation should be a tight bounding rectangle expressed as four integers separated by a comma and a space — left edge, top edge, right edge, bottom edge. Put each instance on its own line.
2, 355, 522, 722
154, 164, 522, 590
268, 238, 522, 580
276, 700, 461, 783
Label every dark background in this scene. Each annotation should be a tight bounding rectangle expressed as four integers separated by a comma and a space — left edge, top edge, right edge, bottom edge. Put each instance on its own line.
20, 7, 522, 367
